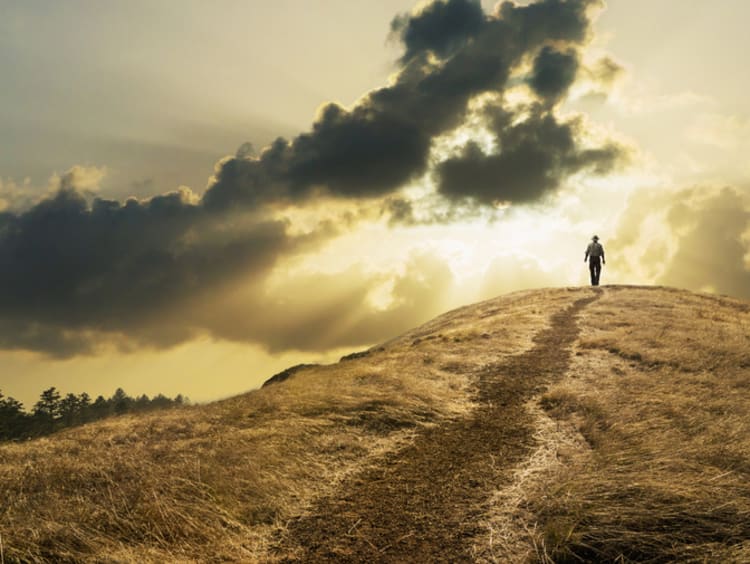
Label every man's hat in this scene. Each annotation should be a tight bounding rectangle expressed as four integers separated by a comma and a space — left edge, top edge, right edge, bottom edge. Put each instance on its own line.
592, 235, 599, 241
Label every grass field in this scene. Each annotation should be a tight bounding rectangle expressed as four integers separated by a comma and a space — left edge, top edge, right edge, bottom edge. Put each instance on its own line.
0, 288, 575, 563
476, 287, 750, 562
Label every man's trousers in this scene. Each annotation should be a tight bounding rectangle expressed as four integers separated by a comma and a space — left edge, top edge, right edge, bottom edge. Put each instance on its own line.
589, 256, 602, 286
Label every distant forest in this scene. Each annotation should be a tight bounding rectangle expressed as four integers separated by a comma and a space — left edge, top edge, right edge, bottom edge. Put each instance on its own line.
0, 387, 188, 442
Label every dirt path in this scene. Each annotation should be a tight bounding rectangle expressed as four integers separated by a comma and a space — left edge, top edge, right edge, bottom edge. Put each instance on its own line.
275, 293, 599, 562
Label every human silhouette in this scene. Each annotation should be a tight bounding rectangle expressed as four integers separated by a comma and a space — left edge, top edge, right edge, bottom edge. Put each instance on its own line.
584, 235, 605, 286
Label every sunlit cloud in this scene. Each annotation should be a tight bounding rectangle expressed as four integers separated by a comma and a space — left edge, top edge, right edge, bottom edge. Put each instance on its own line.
0, 177, 31, 212
606, 184, 750, 297
686, 112, 750, 150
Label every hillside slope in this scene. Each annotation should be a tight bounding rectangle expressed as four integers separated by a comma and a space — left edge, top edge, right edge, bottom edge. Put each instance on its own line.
1, 286, 749, 562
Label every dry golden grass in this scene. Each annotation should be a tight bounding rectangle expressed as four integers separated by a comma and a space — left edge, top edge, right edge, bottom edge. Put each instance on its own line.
0, 288, 577, 563
9, 286, 743, 562
477, 286, 750, 563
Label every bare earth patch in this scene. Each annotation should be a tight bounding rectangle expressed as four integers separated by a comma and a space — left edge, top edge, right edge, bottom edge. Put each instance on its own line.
272, 293, 599, 562
487, 286, 750, 563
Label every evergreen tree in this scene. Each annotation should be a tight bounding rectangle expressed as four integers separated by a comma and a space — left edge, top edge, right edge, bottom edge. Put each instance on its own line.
90, 395, 110, 420
135, 394, 151, 411
151, 393, 172, 409
78, 392, 92, 422
59, 393, 83, 427
111, 388, 132, 415
34, 387, 62, 418
0, 386, 187, 442
0, 391, 27, 440
32, 387, 62, 434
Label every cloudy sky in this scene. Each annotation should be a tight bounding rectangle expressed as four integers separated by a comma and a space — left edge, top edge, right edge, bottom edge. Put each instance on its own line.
2, 0, 749, 408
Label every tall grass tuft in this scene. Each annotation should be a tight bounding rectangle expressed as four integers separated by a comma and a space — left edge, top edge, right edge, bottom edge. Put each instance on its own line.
530, 287, 750, 563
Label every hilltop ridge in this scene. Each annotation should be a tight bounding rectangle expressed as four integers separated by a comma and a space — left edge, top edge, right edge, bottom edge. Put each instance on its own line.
1, 286, 750, 562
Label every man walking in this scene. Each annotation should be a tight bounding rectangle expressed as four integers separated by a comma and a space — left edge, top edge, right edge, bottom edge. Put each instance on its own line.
585, 235, 605, 286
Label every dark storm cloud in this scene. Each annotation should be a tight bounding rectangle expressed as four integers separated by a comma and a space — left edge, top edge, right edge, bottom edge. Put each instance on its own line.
391, 0, 485, 63
288, 103, 432, 197
496, 0, 594, 49
529, 46, 579, 102
0, 182, 311, 356
204, 0, 603, 209
436, 104, 624, 204
0, 0, 620, 357
0, 318, 97, 358
0, 173, 453, 357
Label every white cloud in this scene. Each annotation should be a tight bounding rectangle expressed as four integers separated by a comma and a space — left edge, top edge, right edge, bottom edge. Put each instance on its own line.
608, 185, 750, 298
0, 165, 108, 213
610, 83, 710, 116
53, 165, 107, 193
686, 112, 750, 150
0, 176, 34, 212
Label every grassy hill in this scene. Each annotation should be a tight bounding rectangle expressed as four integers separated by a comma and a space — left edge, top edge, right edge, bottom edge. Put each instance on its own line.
1, 286, 749, 562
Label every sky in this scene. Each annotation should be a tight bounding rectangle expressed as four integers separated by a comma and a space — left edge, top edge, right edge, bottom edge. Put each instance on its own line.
1, 0, 749, 408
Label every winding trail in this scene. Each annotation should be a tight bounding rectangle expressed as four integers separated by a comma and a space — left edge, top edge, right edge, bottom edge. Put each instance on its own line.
276, 292, 599, 562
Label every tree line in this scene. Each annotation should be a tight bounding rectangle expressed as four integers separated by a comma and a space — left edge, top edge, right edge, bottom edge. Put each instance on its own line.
0, 387, 188, 441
